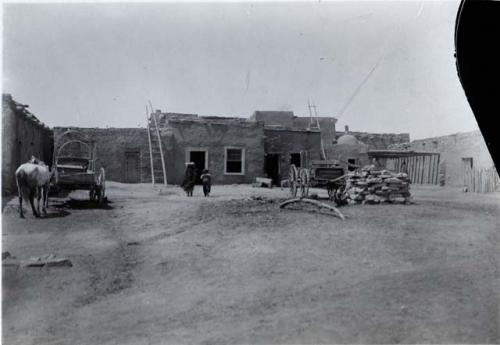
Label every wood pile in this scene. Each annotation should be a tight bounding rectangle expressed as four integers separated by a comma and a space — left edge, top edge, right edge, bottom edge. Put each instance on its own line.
345, 165, 412, 204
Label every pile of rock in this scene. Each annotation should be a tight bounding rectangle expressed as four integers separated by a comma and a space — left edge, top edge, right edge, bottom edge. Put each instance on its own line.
345, 165, 412, 204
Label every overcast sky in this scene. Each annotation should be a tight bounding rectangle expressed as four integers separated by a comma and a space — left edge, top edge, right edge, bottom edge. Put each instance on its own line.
2, 1, 479, 140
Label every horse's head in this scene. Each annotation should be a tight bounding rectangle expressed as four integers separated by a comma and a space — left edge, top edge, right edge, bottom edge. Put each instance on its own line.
29, 156, 47, 166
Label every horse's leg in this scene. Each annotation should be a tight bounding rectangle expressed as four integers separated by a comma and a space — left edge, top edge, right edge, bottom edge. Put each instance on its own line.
18, 194, 24, 218
29, 190, 39, 218
44, 185, 49, 215
36, 187, 42, 215
16, 178, 24, 218
42, 185, 48, 215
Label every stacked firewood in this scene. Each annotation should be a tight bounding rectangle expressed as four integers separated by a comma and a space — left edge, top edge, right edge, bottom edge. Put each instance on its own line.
345, 165, 412, 204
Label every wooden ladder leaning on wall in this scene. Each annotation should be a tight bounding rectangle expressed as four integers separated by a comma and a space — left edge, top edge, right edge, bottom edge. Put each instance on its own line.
146, 104, 167, 186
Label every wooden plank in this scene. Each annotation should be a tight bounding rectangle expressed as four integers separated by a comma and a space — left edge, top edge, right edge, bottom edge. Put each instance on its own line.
415, 156, 420, 184
421, 155, 426, 184
411, 156, 417, 183
430, 154, 435, 184
429, 154, 434, 184
146, 107, 155, 185
434, 154, 440, 185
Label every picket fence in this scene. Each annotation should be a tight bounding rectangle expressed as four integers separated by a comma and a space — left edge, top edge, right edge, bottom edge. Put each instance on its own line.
463, 167, 500, 193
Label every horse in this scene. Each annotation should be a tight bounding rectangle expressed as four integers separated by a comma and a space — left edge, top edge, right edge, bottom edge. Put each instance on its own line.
15, 157, 52, 218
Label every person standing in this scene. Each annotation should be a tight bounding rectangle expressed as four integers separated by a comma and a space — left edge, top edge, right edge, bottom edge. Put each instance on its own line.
200, 169, 212, 197
181, 162, 196, 196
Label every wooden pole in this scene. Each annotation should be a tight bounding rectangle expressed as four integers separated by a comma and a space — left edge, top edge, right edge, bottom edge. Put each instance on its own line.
146, 106, 155, 185
279, 197, 346, 220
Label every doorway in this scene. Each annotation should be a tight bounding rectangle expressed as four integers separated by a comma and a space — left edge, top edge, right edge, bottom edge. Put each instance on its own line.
290, 153, 301, 168
125, 151, 140, 183
265, 154, 280, 186
189, 150, 207, 184
347, 158, 356, 171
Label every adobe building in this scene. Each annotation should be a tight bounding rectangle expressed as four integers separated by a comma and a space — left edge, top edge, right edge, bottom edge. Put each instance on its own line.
390, 130, 499, 189
19, 103, 416, 189
2, 94, 53, 198
51, 110, 325, 186
154, 111, 324, 186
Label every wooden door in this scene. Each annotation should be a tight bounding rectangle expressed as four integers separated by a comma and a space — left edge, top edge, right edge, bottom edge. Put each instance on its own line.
125, 152, 140, 183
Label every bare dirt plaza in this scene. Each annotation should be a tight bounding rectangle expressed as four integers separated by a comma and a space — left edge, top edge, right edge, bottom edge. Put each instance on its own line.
3, 183, 499, 344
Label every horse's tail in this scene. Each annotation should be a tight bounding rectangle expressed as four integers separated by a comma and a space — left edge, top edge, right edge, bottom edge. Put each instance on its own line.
15, 169, 30, 199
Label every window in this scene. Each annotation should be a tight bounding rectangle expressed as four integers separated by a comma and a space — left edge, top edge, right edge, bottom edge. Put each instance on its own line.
462, 157, 473, 169
225, 147, 245, 174
290, 153, 301, 167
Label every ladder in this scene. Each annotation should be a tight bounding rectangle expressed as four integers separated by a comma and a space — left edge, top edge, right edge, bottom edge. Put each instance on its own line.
146, 105, 167, 186
308, 100, 327, 160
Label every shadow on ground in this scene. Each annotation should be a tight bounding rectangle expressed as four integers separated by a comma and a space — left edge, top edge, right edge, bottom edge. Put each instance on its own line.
56, 198, 114, 210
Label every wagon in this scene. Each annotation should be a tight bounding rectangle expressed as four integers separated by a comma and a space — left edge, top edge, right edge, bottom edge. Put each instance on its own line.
51, 129, 106, 205
288, 160, 347, 204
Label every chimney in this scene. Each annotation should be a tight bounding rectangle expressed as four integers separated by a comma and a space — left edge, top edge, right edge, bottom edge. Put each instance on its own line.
155, 109, 161, 113
344, 125, 349, 134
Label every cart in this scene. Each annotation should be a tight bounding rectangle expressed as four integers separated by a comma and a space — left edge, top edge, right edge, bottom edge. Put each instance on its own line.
289, 160, 347, 204
51, 129, 106, 205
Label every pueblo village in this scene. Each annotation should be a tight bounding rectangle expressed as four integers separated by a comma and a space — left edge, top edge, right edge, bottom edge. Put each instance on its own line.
2, 2, 500, 345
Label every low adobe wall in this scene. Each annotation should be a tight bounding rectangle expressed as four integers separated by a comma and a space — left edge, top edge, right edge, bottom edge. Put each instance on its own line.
53, 127, 150, 183
406, 131, 496, 187
2, 94, 53, 196
337, 132, 410, 150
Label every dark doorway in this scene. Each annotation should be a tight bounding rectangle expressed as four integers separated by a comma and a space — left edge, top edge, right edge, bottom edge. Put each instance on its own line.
347, 158, 356, 171
125, 152, 140, 183
189, 151, 206, 184
265, 154, 280, 186
290, 153, 301, 167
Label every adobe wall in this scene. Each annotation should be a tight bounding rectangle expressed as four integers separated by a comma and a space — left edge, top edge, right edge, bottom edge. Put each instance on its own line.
53, 127, 150, 183
2, 94, 53, 196
328, 143, 371, 169
250, 111, 295, 128
264, 128, 322, 180
163, 119, 266, 185
406, 131, 496, 187
337, 132, 410, 150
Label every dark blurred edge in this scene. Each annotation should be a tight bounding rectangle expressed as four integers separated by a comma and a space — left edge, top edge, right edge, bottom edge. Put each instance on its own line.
455, 0, 500, 173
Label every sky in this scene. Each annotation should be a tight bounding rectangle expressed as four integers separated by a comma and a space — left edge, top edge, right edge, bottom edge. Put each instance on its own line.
2, 1, 479, 140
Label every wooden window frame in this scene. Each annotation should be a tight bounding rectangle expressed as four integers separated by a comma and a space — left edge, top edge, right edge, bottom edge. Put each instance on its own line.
224, 146, 245, 175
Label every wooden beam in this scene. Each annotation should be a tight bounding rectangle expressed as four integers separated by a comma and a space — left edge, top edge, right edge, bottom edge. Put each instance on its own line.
279, 197, 346, 220
146, 106, 155, 185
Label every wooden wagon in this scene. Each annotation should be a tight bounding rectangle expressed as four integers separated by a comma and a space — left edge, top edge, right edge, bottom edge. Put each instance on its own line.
288, 160, 347, 204
51, 129, 106, 205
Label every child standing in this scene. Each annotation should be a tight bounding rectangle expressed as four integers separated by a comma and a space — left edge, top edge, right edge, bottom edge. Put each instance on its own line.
200, 169, 212, 197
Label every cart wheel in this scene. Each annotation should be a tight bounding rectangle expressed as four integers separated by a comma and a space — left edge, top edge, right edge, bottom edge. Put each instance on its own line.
89, 189, 96, 201
289, 164, 298, 197
96, 167, 106, 205
299, 168, 310, 198
327, 186, 335, 201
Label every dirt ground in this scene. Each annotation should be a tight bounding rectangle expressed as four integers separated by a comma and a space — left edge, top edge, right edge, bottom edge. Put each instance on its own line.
2, 182, 499, 345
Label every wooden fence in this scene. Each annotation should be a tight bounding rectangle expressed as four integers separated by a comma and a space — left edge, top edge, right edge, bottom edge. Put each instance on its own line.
369, 151, 440, 185
463, 167, 500, 193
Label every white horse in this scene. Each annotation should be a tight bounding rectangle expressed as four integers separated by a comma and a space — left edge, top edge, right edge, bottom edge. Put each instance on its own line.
15, 156, 52, 218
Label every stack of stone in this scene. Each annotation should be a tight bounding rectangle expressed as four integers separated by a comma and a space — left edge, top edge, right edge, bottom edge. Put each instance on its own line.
345, 166, 412, 204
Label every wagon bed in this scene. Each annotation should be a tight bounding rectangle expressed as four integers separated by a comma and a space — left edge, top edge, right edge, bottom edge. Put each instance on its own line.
52, 130, 106, 204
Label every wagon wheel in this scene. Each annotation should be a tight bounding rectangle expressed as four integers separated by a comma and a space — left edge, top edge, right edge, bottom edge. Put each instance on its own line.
327, 186, 336, 201
299, 168, 310, 198
289, 164, 298, 197
96, 167, 106, 205
334, 184, 348, 206
89, 188, 96, 201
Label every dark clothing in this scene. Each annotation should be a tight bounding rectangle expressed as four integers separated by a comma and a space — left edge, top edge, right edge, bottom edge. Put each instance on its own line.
182, 165, 197, 196
200, 173, 211, 197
